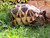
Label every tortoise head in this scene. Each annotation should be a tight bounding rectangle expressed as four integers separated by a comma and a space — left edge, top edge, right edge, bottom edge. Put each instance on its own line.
32, 10, 46, 25
40, 10, 46, 20
37, 10, 46, 25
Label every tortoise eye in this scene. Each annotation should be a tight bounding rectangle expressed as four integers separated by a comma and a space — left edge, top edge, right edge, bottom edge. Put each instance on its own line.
21, 7, 28, 13
12, 8, 18, 15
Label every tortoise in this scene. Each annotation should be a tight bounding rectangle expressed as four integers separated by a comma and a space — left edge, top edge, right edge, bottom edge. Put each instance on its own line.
10, 4, 45, 26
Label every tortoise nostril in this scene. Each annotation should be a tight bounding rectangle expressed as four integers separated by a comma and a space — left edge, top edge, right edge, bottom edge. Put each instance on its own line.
40, 10, 46, 13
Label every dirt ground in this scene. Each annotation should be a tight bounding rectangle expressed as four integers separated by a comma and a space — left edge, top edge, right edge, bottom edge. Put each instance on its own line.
27, 1, 50, 22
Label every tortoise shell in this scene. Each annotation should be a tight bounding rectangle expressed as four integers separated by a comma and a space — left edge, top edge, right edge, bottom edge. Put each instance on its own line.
10, 4, 45, 26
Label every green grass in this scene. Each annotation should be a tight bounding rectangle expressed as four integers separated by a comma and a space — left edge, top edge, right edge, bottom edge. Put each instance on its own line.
0, 24, 50, 38
0, 5, 50, 38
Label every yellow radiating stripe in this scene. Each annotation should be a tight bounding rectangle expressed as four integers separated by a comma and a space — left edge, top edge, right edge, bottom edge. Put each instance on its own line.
16, 18, 21, 24
35, 13, 39, 17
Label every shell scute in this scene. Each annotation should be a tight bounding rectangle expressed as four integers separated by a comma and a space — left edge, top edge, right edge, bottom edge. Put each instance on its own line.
10, 4, 44, 26
12, 8, 19, 15
21, 7, 28, 13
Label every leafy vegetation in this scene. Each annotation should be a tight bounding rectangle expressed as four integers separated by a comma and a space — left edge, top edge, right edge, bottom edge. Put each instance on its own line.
0, 1, 50, 38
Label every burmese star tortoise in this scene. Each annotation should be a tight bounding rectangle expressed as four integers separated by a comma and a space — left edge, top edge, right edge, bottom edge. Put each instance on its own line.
10, 4, 45, 26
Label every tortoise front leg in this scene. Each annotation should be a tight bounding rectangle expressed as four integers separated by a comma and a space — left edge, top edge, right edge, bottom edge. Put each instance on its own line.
39, 15, 46, 25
